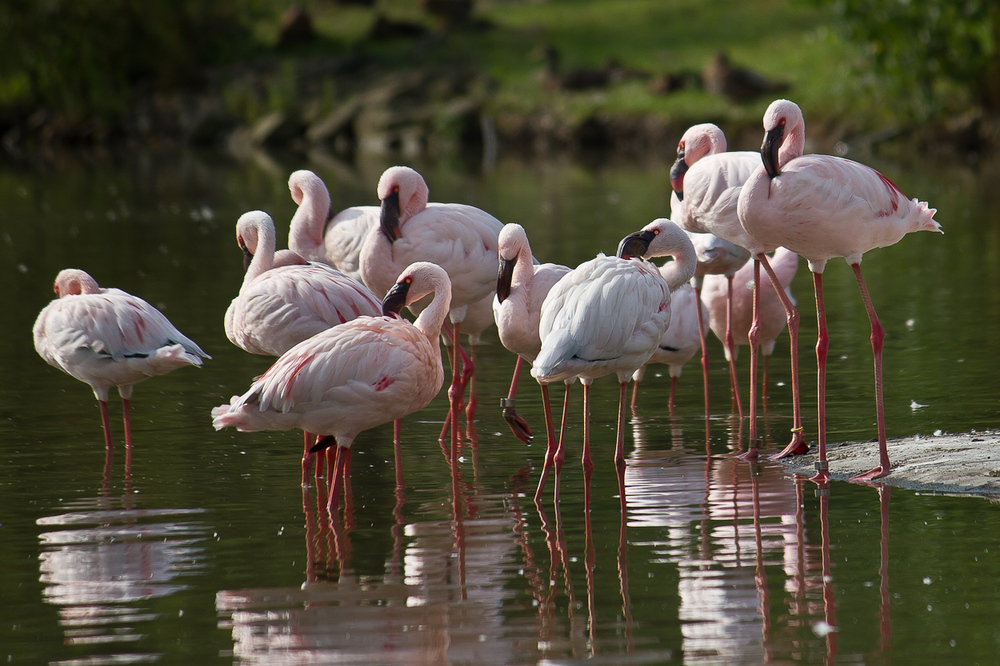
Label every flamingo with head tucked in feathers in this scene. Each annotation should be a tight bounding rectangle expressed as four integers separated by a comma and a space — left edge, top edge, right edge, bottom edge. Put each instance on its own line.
531, 218, 697, 509
34, 269, 209, 450
212, 261, 451, 512
359, 165, 504, 456
737, 98, 941, 480
493, 223, 573, 502
287, 169, 378, 283
224, 210, 383, 482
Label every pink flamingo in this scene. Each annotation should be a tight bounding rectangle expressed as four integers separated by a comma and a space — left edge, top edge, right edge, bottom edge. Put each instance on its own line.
701, 246, 799, 405
287, 169, 377, 283
687, 231, 750, 410
630, 282, 706, 411
224, 210, 383, 481
671, 121, 809, 459
492, 223, 572, 501
359, 165, 504, 455
212, 261, 450, 512
33, 269, 209, 450
738, 98, 941, 480
531, 219, 697, 509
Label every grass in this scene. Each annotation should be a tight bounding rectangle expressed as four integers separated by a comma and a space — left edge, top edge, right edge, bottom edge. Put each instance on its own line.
293, 0, 882, 137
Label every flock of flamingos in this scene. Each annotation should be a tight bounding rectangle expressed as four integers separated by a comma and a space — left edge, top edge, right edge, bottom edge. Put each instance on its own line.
31, 99, 941, 513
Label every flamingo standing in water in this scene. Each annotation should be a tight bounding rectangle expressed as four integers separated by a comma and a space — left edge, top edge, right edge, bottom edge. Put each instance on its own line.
359, 165, 504, 455
687, 231, 750, 409
671, 121, 809, 458
287, 169, 378, 283
492, 223, 572, 501
702, 246, 799, 405
531, 219, 697, 509
212, 262, 450, 512
738, 98, 941, 480
33, 269, 209, 450
224, 210, 383, 481
629, 282, 707, 411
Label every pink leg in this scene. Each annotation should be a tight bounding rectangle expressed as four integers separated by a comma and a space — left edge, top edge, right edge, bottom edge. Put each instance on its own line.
629, 379, 641, 412
694, 282, 710, 415
809, 272, 830, 482
582, 382, 593, 512
302, 432, 316, 484
668, 376, 678, 410
465, 344, 478, 424
98, 400, 113, 449
533, 383, 558, 503
725, 275, 743, 417
614, 381, 628, 509
501, 356, 533, 442
849, 263, 890, 481
760, 253, 808, 459
744, 258, 763, 459
448, 323, 462, 459
552, 382, 572, 504
121, 398, 133, 449
394, 419, 402, 444
327, 446, 348, 513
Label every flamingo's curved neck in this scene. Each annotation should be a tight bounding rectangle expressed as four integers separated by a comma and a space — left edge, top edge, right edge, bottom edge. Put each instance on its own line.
243, 221, 276, 286
289, 184, 330, 250
413, 277, 452, 343
779, 121, 806, 171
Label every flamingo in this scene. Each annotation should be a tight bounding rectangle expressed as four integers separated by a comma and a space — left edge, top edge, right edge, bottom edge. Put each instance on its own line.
671, 121, 808, 457
687, 231, 750, 410
630, 282, 707, 411
224, 210, 383, 481
531, 218, 697, 509
212, 261, 450, 512
287, 169, 378, 283
702, 246, 799, 405
737, 98, 941, 480
359, 165, 504, 455
492, 223, 573, 501
33, 269, 209, 450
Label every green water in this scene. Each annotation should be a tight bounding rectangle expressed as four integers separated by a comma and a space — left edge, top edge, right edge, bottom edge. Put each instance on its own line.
0, 148, 998, 664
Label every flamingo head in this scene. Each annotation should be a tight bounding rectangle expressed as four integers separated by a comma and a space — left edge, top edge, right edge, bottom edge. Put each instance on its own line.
53, 269, 100, 297
617, 228, 658, 260
669, 142, 688, 200
379, 186, 403, 243
761, 116, 786, 178
382, 274, 412, 317
237, 234, 253, 271
496, 253, 517, 303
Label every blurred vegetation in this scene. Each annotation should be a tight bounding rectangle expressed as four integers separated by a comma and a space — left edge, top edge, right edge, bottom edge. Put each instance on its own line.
0, 0, 996, 149
816, 0, 1000, 120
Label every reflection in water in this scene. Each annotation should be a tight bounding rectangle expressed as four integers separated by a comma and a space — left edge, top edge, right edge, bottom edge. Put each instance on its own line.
36, 486, 208, 662
217, 470, 525, 664
625, 427, 856, 664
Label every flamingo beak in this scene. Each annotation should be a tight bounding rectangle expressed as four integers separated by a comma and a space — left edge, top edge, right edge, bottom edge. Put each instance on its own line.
238, 237, 253, 271
380, 189, 403, 243
669, 147, 688, 200
762, 123, 784, 178
496, 255, 517, 303
381, 278, 411, 316
309, 435, 335, 454
617, 229, 656, 260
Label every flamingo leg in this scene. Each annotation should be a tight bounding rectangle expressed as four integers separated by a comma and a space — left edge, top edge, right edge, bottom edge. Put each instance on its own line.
98, 400, 114, 449
465, 344, 478, 424
669, 376, 678, 410
614, 381, 628, 510
849, 263, 890, 481
533, 383, 558, 503
759, 253, 808, 459
745, 257, 763, 459
725, 275, 743, 417
810, 272, 831, 482
121, 398, 133, 449
502, 356, 533, 442
327, 446, 349, 513
448, 323, 462, 460
629, 378, 641, 412
582, 382, 593, 512
694, 281, 710, 415
552, 381, 572, 504
302, 432, 317, 485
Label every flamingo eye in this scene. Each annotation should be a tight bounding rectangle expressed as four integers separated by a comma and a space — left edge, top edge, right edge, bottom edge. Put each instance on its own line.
393, 185, 400, 194
677, 140, 684, 154
53, 284, 60, 295
403, 276, 413, 285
